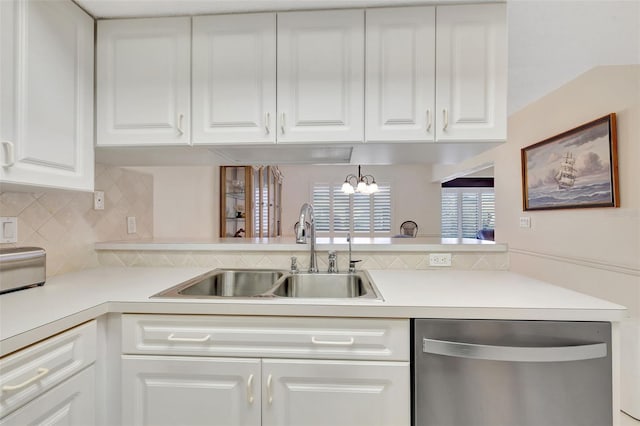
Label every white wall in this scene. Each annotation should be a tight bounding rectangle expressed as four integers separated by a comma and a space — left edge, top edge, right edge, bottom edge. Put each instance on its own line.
507, 0, 640, 115
135, 166, 219, 239
274, 164, 441, 237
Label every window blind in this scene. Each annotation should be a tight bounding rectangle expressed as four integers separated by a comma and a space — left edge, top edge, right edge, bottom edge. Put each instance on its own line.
312, 183, 392, 236
441, 188, 495, 238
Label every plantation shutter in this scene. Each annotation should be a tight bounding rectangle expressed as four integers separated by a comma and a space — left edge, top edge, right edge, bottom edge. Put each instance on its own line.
312, 184, 331, 232
311, 183, 392, 235
461, 192, 480, 238
441, 187, 495, 239
333, 186, 351, 232
373, 185, 392, 232
441, 192, 459, 238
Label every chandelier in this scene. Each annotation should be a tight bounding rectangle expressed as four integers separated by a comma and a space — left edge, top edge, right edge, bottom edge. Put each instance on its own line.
341, 165, 379, 195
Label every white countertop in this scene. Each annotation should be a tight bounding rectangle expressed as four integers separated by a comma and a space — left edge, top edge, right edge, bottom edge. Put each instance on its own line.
95, 237, 507, 252
0, 267, 626, 356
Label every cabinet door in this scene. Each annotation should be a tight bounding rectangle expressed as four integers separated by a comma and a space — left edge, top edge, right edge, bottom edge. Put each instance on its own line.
96, 17, 190, 146
0, 0, 94, 192
122, 355, 261, 426
365, 7, 436, 142
0, 366, 95, 426
435, 4, 507, 142
262, 359, 410, 426
193, 13, 276, 145
277, 10, 364, 143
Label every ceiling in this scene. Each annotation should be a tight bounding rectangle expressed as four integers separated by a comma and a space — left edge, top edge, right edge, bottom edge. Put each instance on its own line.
75, 0, 496, 18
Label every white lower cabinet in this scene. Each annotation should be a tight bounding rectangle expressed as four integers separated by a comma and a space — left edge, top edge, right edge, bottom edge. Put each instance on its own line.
0, 321, 97, 425
122, 356, 261, 426
120, 315, 410, 426
262, 359, 409, 426
0, 366, 95, 426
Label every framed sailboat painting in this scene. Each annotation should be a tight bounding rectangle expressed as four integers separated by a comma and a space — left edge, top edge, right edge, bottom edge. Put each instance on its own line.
521, 113, 619, 211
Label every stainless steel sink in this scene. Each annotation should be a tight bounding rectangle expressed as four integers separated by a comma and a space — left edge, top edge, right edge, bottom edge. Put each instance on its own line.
267, 272, 381, 299
152, 269, 286, 298
151, 269, 382, 300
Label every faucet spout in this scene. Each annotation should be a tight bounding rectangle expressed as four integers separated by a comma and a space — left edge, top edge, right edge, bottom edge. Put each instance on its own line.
296, 203, 318, 273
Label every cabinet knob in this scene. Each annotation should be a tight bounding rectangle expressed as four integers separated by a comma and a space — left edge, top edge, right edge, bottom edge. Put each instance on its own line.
442, 108, 449, 131
280, 112, 286, 135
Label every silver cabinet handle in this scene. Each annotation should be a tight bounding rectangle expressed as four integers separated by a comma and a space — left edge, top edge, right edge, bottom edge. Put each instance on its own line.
177, 113, 184, 135
266, 374, 273, 405
426, 109, 432, 133
442, 108, 449, 131
280, 112, 286, 134
311, 336, 355, 346
167, 333, 210, 342
1, 141, 15, 167
2, 368, 50, 391
265, 112, 271, 134
423, 338, 607, 363
247, 374, 255, 404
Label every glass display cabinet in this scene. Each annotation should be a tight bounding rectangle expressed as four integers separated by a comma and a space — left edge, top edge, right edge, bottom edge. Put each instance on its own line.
220, 166, 283, 238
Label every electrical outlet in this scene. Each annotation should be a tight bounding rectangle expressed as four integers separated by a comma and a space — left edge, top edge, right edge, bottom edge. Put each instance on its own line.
429, 253, 452, 267
127, 216, 136, 234
94, 191, 105, 210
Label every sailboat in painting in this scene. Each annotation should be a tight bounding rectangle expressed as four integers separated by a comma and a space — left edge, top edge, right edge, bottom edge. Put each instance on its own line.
555, 152, 577, 189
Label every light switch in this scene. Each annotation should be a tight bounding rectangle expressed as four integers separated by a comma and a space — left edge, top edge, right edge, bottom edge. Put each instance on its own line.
1, 217, 17, 243
519, 217, 531, 228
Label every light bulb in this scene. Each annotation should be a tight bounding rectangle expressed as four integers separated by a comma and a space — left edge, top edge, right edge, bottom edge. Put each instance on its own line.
341, 181, 355, 194
356, 180, 367, 193
368, 181, 379, 193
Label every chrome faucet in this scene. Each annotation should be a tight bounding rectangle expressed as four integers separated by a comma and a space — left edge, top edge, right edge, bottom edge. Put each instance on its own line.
296, 203, 318, 273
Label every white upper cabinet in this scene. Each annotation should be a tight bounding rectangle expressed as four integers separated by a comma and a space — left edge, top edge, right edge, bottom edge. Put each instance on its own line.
192, 14, 276, 145
0, 0, 94, 192
365, 7, 436, 143
97, 17, 191, 146
435, 4, 507, 142
277, 10, 364, 143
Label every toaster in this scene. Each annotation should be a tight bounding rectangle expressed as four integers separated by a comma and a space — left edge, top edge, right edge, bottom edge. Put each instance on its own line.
0, 247, 46, 294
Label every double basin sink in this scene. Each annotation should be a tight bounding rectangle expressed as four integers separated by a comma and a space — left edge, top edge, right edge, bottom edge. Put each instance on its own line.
152, 269, 382, 300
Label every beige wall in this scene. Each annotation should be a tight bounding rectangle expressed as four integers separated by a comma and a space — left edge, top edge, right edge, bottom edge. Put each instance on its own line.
134, 166, 219, 239
279, 164, 441, 237
497, 65, 639, 306
0, 164, 153, 276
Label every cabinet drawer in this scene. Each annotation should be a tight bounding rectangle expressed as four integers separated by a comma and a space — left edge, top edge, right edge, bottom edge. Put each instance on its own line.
122, 315, 409, 361
0, 365, 95, 425
0, 321, 96, 418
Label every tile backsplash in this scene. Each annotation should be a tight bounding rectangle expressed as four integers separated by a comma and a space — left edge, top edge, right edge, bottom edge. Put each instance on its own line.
96, 250, 509, 272
0, 164, 153, 276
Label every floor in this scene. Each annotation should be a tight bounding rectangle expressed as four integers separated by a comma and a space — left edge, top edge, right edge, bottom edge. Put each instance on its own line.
622, 411, 640, 426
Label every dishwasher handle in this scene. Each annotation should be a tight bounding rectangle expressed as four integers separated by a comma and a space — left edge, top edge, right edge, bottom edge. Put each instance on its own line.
422, 338, 607, 362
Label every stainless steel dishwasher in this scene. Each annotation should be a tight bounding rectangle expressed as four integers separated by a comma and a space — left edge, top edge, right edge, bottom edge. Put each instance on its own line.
412, 319, 612, 426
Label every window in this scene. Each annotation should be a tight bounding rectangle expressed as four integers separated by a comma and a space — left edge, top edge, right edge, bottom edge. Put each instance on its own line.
441, 178, 494, 239
312, 183, 391, 236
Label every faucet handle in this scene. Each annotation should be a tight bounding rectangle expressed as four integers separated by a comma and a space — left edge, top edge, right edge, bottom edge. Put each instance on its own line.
328, 251, 338, 273
348, 259, 362, 273
290, 256, 299, 273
